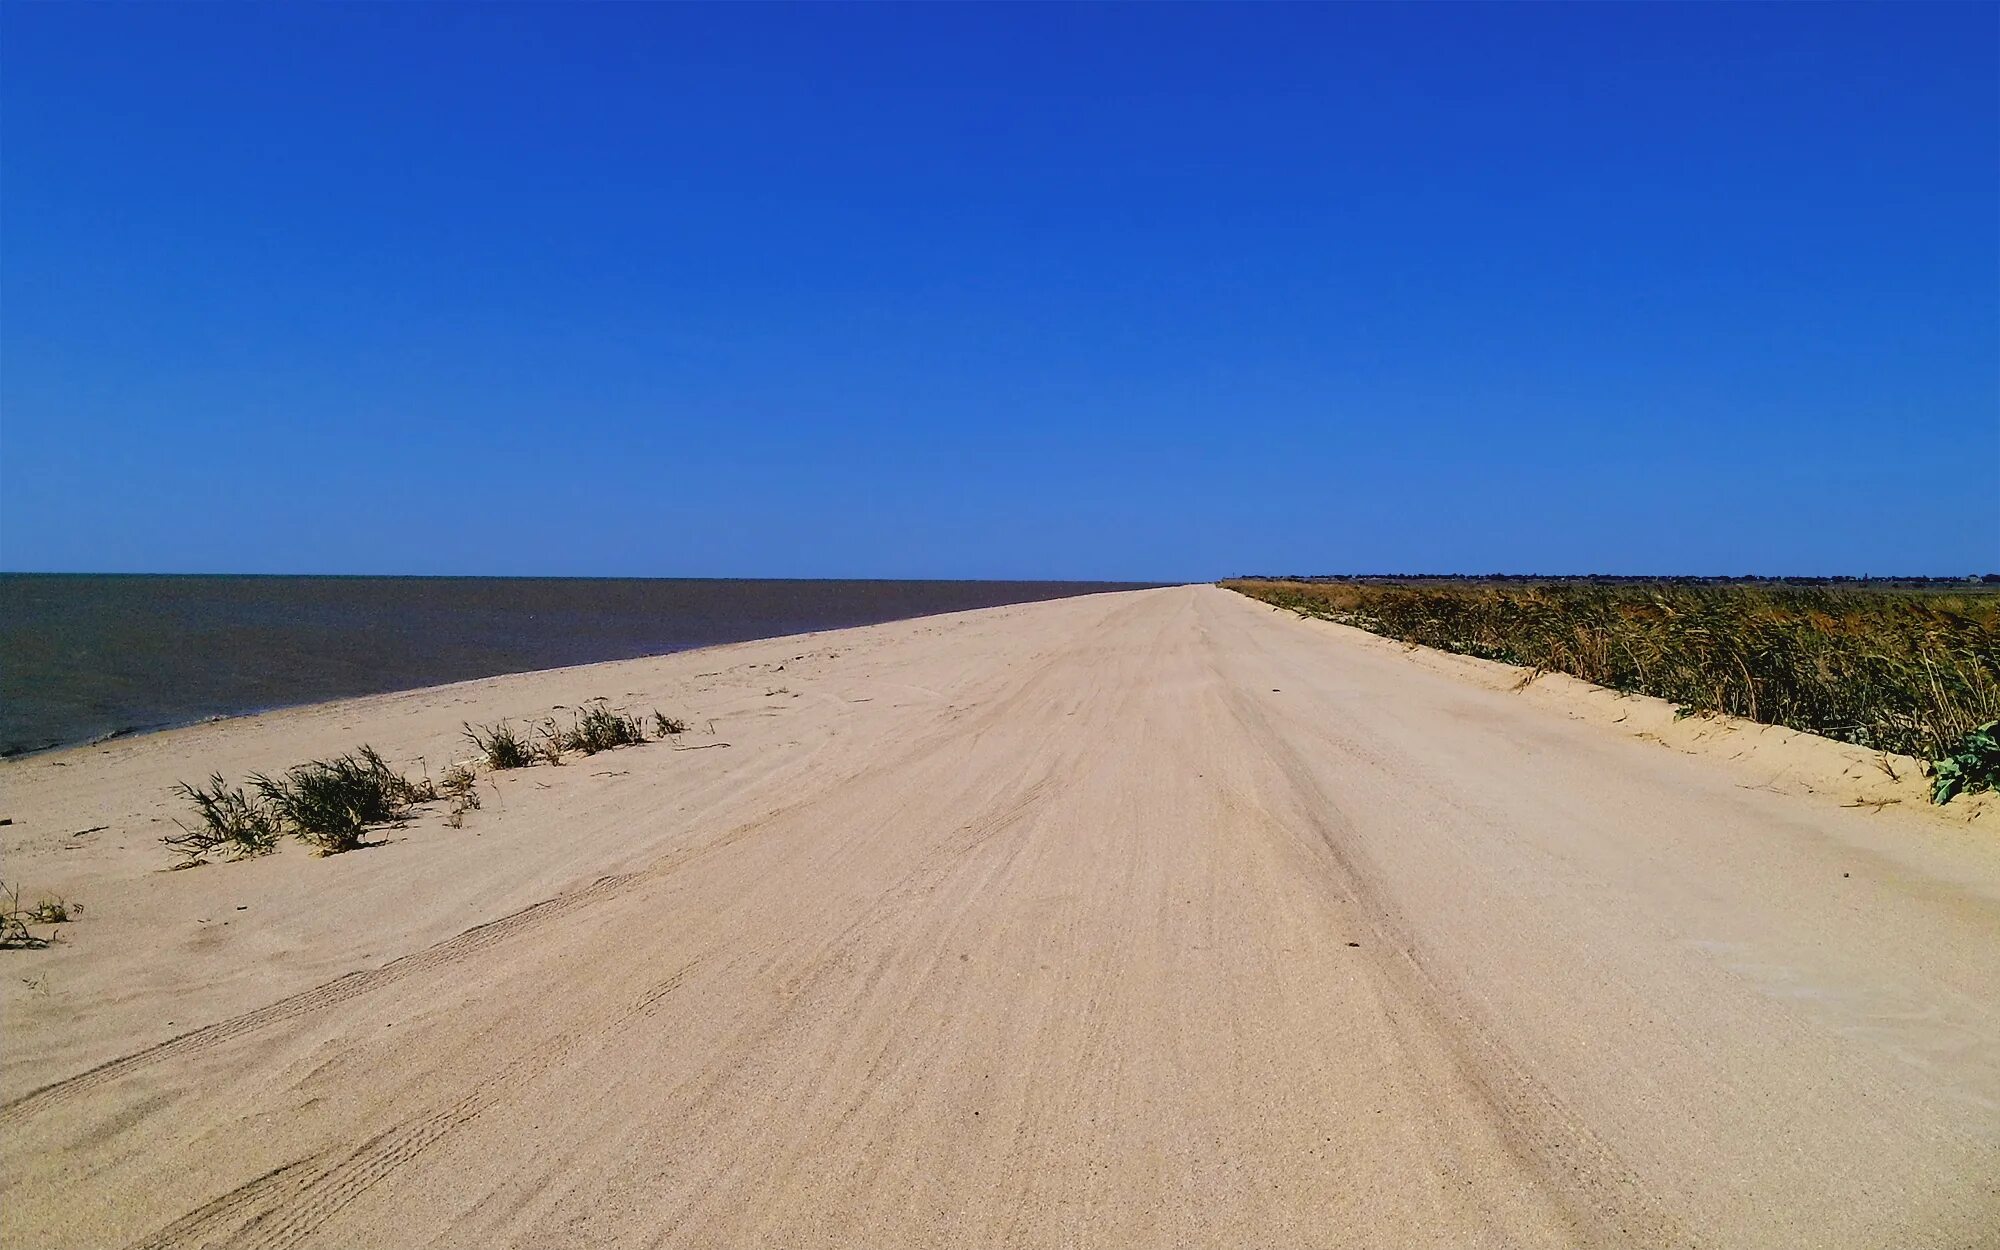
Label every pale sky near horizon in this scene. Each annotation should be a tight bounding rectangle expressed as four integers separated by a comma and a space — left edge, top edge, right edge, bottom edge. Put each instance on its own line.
2, 3, 1994, 580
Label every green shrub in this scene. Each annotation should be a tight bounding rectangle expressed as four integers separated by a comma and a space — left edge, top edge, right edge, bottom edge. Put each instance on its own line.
1932, 720, 1999, 805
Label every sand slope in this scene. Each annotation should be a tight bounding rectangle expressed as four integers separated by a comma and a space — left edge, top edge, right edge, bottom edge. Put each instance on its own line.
2, 585, 1996, 1248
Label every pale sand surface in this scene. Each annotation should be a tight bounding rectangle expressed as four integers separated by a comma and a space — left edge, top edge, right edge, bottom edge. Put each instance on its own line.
2, 584, 1996, 1247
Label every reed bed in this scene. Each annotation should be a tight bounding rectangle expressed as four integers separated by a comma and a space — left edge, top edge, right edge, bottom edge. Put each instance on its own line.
1224, 578, 2000, 802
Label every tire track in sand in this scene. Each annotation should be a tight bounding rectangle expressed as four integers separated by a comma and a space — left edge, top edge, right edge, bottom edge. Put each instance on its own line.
1208, 606, 1695, 1248
1, 600, 1141, 1129
123, 958, 705, 1250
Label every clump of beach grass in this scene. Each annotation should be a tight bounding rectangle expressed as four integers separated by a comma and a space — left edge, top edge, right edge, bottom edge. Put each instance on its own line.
164, 774, 282, 866
465, 721, 535, 770
158, 696, 687, 867
251, 745, 437, 855
439, 762, 481, 828
509, 702, 664, 762
534, 718, 568, 765
2, 883, 79, 949
1, 886, 40, 949
25, 896, 75, 924
558, 700, 649, 755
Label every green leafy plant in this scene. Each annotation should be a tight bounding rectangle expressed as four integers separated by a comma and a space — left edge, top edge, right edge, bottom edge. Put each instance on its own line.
1931, 720, 1999, 805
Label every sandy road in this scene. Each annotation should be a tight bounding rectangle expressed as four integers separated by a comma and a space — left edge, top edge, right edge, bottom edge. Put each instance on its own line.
3, 585, 1996, 1247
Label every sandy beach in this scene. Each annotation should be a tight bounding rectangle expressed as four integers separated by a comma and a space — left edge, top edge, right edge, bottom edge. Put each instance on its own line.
2, 584, 1996, 1248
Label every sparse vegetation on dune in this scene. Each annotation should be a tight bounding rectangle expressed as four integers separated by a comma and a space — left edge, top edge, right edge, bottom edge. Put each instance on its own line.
558, 701, 649, 755
475, 700, 686, 765
165, 773, 282, 866
164, 700, 694, 865
251, 745, 438, 855
169, 750, 437, 862
534, 719, 568, 766
465, 721, 535, 770
1224, 578, 2000, 804
2, 882, 79, 949
439, 762, 481, 827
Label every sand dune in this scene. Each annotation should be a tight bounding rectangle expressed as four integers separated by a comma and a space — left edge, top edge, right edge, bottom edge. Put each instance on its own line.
2, 585, 1996, 1248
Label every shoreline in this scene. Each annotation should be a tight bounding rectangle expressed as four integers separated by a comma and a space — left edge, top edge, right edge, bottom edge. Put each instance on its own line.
16, 584, 1984, 826
0, 643, 710, 763
2, 578, 1171, 758
3, 592, 1137, 1096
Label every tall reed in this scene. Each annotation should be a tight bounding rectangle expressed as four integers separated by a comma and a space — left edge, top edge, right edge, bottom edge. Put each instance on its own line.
1225, 578, 2000, 798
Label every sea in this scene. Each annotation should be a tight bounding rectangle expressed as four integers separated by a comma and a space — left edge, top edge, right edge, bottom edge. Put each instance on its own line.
0, 575, 1159, 755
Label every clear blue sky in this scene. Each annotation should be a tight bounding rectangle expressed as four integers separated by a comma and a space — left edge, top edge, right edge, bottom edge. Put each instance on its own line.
2, 3, 1994, 580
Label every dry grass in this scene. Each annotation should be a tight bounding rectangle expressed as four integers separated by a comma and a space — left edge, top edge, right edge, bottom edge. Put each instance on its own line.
2, 882, 79, 949
439, 762, 481, 828
1225, 578, 2000, 802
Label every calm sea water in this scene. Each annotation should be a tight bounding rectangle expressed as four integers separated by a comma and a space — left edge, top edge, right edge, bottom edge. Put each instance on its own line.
0, 576, 1157, 754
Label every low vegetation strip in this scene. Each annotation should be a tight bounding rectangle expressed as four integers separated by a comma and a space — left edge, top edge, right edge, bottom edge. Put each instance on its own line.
165, 699, 690, 867
1223, 578, 2000, 803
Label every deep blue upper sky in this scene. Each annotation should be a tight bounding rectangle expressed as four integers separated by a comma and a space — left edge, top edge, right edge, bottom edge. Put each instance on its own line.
2, 3, 1994, 579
